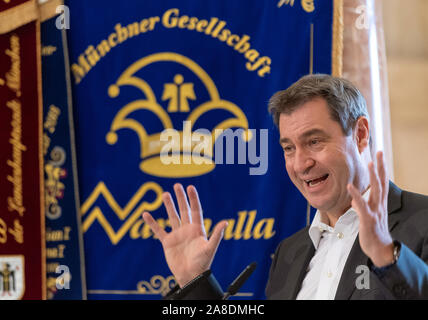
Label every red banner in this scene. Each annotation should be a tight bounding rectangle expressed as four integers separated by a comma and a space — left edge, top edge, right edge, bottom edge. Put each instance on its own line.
0, 0, 45, 300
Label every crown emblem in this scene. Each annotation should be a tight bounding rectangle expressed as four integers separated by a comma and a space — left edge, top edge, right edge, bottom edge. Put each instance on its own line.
106, 52, 251, 177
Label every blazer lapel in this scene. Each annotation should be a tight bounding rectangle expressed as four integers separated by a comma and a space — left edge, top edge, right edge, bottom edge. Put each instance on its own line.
280, 239, 315, 299
387, 181, 402, 232
334, 234, 367, 300
334, 181, 403, 299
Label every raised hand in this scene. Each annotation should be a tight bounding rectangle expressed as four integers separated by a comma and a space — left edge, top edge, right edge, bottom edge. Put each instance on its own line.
142, 183, 228, 287
347, 151, 394, 267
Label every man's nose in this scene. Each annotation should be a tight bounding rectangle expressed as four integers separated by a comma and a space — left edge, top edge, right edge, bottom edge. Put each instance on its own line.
293, 148, 315, 174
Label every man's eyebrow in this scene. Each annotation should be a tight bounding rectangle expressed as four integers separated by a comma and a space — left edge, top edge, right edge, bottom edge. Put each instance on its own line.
279, 128, 327, 145
279, 137, 291, 145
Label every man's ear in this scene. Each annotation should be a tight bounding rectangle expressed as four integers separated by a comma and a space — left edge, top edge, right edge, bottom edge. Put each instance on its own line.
354, 116, 370, 153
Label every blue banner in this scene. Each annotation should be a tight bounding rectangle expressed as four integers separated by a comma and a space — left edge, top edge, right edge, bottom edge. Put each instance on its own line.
41, 16, 87, 300
66, 0, 340, 299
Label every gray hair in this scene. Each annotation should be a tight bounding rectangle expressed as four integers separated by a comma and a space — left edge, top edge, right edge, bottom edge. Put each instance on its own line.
268, 74, 369, 136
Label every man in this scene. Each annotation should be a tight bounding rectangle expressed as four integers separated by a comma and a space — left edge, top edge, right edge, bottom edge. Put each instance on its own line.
143, 74, 428, 299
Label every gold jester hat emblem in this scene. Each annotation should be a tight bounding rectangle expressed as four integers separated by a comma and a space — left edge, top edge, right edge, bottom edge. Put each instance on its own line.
106, 52, 251, 178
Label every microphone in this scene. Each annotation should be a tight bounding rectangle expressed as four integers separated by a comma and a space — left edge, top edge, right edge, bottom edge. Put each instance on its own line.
222, 262, 257, 300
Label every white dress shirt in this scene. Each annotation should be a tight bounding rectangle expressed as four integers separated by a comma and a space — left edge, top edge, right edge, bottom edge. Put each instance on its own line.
296, 190, 370, 300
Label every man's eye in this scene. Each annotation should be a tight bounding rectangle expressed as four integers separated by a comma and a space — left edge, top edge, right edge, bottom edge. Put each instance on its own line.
283, 146, 294, 153
310, 139, 319, 145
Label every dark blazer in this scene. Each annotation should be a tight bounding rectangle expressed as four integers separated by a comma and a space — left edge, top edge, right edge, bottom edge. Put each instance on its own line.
266, 182, 428, 299
166, 182, 428, 300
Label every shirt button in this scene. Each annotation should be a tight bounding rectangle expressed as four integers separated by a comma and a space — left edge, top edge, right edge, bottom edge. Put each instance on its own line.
337, 232, 344, 239
327, 271, 333, 278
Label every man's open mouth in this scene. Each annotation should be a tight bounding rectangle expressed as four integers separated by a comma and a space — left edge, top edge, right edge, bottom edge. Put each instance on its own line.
304, 174, 329, 187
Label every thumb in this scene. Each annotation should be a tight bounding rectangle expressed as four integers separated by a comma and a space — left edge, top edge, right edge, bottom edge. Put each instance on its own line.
207, 220, 228, 254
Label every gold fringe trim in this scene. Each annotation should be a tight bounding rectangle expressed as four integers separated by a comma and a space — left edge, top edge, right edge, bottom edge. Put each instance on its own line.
0, 0, 38, 34
35, 19, 47, 300
0, 0, 63, 34
40, 0, 63, 23
332, 0, 343, 77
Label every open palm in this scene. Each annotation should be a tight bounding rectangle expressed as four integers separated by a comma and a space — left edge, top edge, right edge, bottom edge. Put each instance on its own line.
143, 184, 227, 287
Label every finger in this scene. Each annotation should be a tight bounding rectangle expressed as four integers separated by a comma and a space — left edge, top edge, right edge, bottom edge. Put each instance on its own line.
187, 185, 203, 226
368, 161, 381, 210
142, 211, 167, 241
207, 220, 228, 255
376, 151, 388, 202
174, 183, 191, 224
347, 184, 371, 222
162, 192, 180, 230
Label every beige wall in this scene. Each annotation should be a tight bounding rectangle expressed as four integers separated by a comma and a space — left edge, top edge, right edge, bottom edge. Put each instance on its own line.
382, 0, 428, 195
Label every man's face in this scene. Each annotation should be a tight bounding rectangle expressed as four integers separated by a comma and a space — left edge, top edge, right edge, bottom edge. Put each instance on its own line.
279, 98, 363, 215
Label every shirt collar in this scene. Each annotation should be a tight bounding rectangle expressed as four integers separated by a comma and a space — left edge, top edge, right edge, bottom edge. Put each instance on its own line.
308, 187, 371, 249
